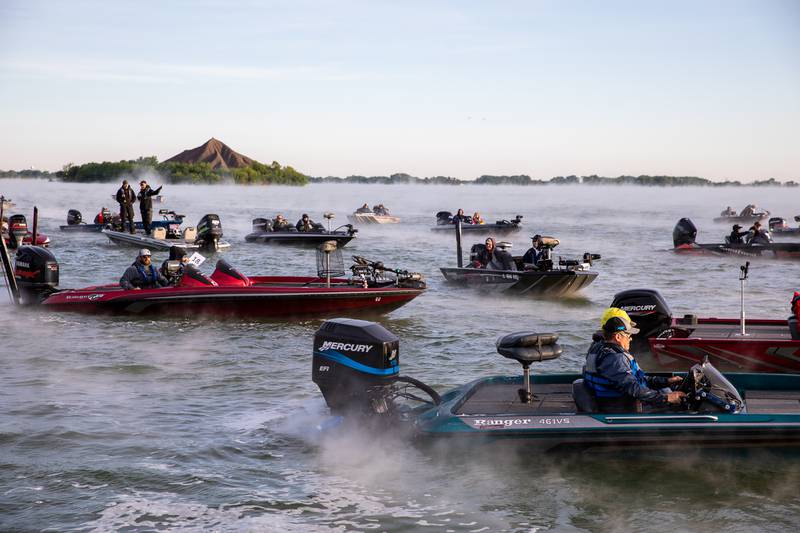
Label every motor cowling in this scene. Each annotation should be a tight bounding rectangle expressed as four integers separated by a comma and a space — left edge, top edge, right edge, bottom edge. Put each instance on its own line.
67, 209, 82, 226
673, 218, 697, 247
8, 214, 28, 248
610, 289, 673, 353
313, 318, 399, 414
196, 214, 223, 251
14, 246, 59, 304
769, 217, 787, 231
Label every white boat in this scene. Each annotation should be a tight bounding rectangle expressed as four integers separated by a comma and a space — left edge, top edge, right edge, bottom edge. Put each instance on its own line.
347, 211, 400, 224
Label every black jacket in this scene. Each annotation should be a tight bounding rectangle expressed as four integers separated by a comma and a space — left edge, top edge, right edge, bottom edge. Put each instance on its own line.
137, 185, 163, 212
116, 186, 136, 206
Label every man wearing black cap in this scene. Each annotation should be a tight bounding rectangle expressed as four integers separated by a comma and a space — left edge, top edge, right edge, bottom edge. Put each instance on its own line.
583, 308, 685, 412
728, 224, 748, 245
522, 234, 544, 268
119, 248, 169, 290
137, 180, 163, 236
296, 213, 316, 232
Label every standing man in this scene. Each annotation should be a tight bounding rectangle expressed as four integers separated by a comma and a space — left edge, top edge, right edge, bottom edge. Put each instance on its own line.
115, 180, 137, 234
137, 180, 163, 236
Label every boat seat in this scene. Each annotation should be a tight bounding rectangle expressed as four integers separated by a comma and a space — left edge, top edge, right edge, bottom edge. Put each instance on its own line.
496, 332, 562, 364
183, 227, 197, 242
572, 379, 598, 413
152, 227, 167, 240
210, 259, 251, 287
789, 317, 800, 340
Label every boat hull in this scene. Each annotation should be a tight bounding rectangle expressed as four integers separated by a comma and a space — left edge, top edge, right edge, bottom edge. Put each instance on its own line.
348, 213, 400, 224
674, 242, 800, 259
431, 223, 521, 235
440, 267, 597, 296
713, 214, 769, 224
244, 231, 355, 247
40, 277, 423, 317
413, 374, 800, 451
102, 229, 231, 251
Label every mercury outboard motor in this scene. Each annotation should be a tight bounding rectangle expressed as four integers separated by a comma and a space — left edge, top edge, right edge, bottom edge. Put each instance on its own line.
67, 209, 82, 226
436, 211, 453, 225
313, 318, 400, 415
610, 289, 673, 353
195, 214, 223, 251
7, 214, 28, 249
673, 218, 697, 247
14, 246, 59, 304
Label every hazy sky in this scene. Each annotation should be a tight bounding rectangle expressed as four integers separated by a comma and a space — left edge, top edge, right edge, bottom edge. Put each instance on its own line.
1, 0, 798, 180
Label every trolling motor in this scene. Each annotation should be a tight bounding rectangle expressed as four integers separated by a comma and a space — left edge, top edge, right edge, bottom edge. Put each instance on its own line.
350, 255, 425, 289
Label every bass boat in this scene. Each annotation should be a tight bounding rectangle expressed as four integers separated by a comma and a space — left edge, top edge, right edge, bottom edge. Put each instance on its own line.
60, 208, 185, 233
5, 246, 425, 318
768, 216, 800, 238
312, 318, 800, 451
440, 233, 600, 297
2, 213, 50, 249
673, 218, 800, 259
103, 214, 229, 252
609, 277, 800, 374
245, 214, 357, 247
431, 212, 523, 234
713, 205, 770, 224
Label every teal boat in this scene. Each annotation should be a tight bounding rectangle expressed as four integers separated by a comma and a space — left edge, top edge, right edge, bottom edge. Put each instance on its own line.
312, 319, 800, 452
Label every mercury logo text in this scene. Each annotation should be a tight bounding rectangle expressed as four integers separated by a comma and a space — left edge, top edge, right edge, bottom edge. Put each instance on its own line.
620, 304, 656, 312
319, 341, 372, 353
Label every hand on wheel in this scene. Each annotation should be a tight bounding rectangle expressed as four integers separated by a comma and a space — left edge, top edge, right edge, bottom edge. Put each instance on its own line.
666, 391, 686, 404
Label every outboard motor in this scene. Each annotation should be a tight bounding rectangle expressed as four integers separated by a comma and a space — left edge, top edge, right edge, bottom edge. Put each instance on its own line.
66, 209, 82, 226
610, 289, 673, 353
435, 211, 452, 225
7, 214, 28, 249
195, 214, 223, 251
673, 218, 697, 247
252, 217, 272, 233
769, 217, 787, 232
313, 318, 400, 415
14, 246, 59, 304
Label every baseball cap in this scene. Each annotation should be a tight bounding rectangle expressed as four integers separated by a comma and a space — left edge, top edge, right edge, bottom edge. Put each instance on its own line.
138, 248, 152, 257
733, 224, 742, 230
601, 307, 640, 335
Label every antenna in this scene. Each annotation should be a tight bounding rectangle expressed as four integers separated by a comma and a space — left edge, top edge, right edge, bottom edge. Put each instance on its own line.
739, 261, 750, 336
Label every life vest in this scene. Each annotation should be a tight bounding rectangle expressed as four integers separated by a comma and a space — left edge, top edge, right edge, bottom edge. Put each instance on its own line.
583, 341, 647, 398
135, 263, 158, 287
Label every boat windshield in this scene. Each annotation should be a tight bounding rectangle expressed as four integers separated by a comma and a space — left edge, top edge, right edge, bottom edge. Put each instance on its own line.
701, 361, 745, 411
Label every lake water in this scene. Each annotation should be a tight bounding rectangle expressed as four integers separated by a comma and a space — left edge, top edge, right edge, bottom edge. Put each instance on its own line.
1, 179, 799, 531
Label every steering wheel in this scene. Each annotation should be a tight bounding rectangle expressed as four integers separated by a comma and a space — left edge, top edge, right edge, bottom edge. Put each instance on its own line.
392, 376, 442, 406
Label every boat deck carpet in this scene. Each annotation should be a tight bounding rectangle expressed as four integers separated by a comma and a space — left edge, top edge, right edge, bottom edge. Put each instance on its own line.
456, 383, 577, 415
689, 324, 792, 340
744, 390, 800, 414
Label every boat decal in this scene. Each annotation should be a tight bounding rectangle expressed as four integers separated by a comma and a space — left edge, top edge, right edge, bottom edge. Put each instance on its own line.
314, 349, 399, 376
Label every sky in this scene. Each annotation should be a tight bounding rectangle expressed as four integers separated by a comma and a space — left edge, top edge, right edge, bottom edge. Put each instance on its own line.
0, 0, 798, 180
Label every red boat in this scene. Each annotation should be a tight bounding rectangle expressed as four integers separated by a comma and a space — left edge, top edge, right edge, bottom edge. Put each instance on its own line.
610, 288, 800, 373
7, 247, 425, 318
2, 214, 50, 248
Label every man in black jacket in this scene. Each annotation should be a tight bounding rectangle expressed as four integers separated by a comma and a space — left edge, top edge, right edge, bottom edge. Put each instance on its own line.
137, 180, 163, 235
120, 248, 169, 290
115, 180, 137, 234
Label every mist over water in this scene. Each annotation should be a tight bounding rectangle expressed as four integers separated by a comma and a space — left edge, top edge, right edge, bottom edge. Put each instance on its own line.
1, 180, 799, 530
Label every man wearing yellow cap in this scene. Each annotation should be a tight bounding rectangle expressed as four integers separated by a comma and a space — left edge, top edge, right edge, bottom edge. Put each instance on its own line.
583, 308, 685, 412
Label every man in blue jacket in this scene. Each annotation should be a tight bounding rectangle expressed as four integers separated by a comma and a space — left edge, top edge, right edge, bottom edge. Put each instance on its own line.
583, 309, 685, 412
120, 248, 169, 290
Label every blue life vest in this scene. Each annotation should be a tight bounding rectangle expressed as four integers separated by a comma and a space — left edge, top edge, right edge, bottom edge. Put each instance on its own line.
583, 341, 647, 398
135, 263, 158, 286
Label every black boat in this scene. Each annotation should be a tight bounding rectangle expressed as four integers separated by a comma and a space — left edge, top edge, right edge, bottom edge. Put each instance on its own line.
768, 216, 800, 237
673, 218, 800, 259
245, 214, 357, 247
59, 208, 185, 233
431, 211, 523, 234
440, 232, 600, 297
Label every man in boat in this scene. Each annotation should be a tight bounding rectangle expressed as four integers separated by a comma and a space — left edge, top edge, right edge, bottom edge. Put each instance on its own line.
522, 235, 544, 268
137, 180, 163, 236
453, 208, 472, 224
160, 245, 189, 285
373, 204, 389, 215
355, 203, 372, 214
728, 224, 748, 244
746, 221, 772, 245
740, 204, 758, 217
115, 180, 137, 234
120, 248, 169, 290
272, 214, 291, 230
721, 206, 737, 217
583, 308, 685, 412
94, 207, 112, 225
296, 214, 318, 232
